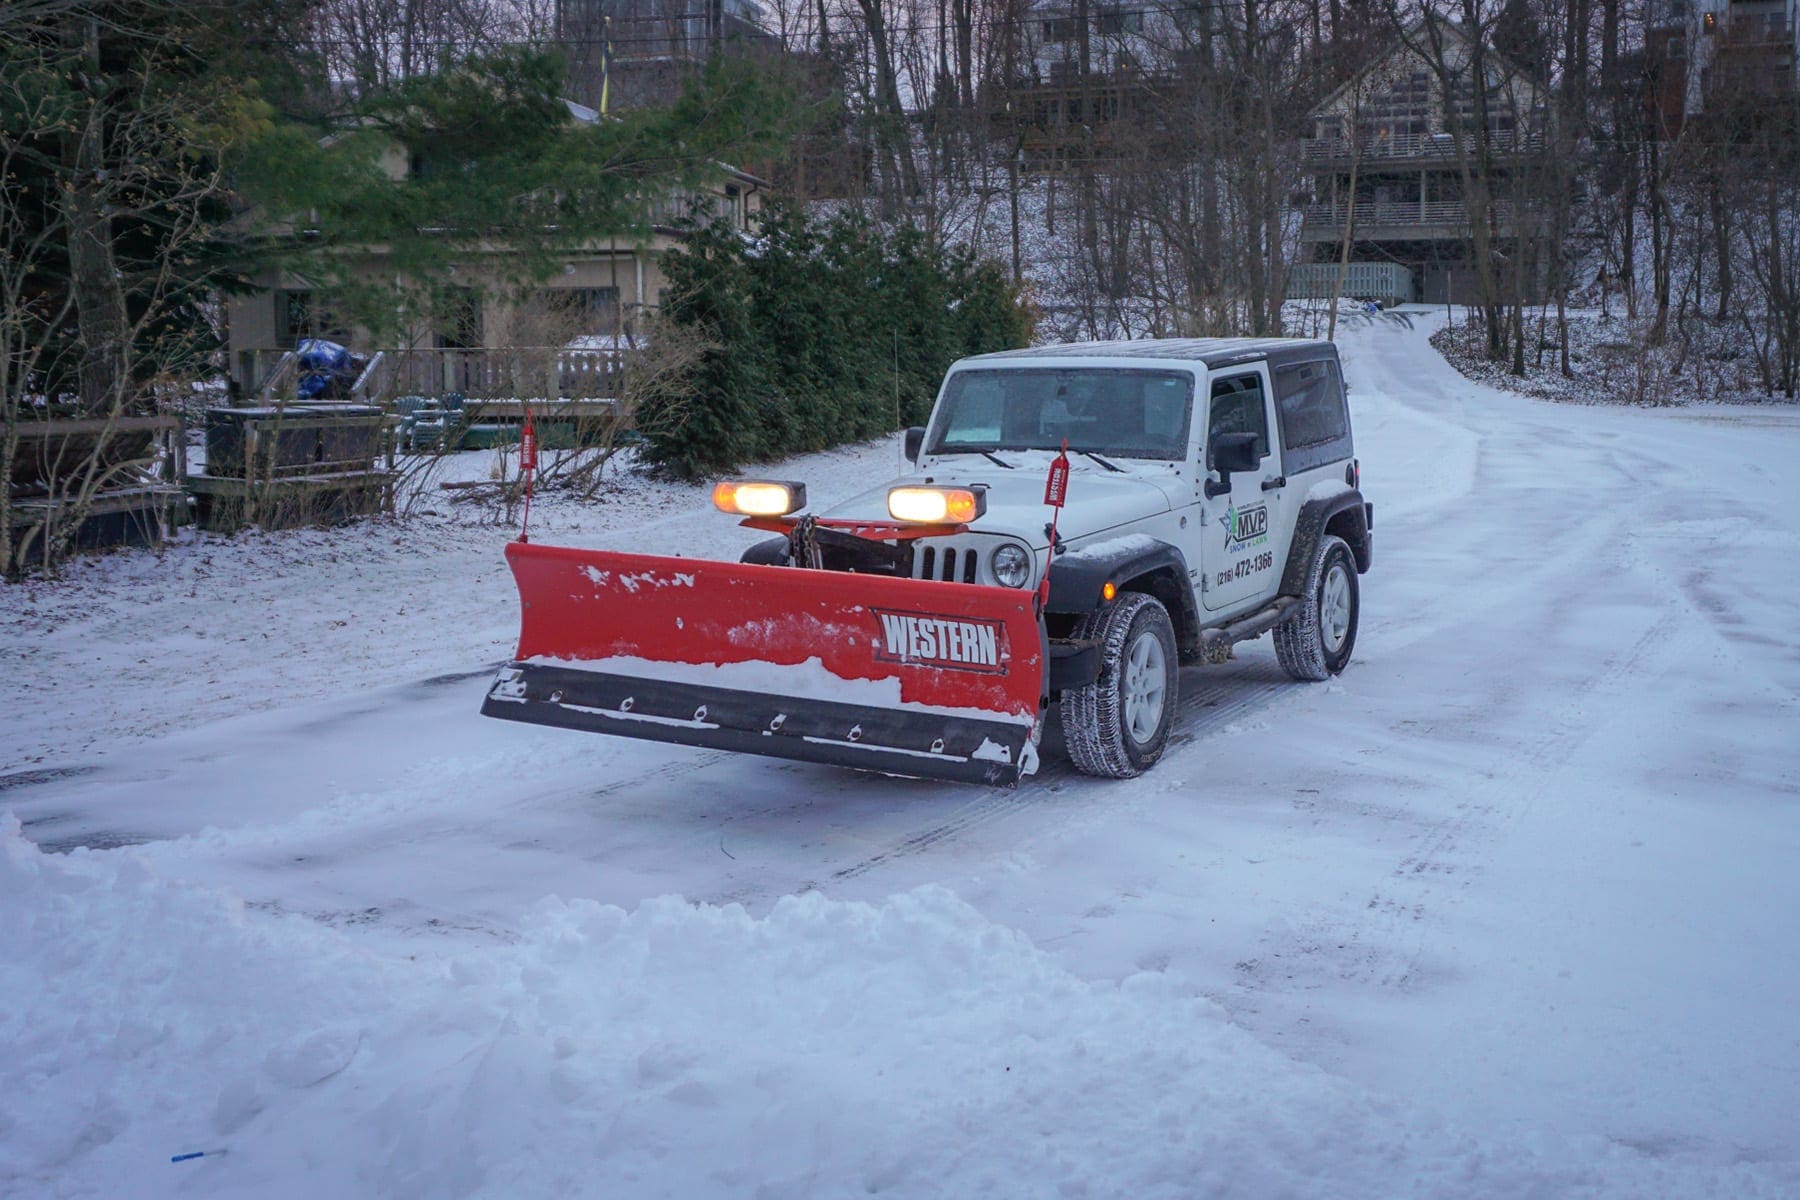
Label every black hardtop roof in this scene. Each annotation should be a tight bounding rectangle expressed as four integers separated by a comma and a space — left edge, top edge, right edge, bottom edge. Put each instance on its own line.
962, 337, 1337, 371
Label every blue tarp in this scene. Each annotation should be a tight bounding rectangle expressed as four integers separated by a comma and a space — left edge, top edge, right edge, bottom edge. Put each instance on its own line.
295, 339, 362, 400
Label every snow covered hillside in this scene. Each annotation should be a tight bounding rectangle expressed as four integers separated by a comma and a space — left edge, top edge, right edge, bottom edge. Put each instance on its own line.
4, 311, 1798, 1198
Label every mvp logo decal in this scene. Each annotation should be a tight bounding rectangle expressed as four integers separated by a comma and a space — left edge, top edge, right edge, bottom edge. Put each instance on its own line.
1219, 501, 1269, 553
874, 610, 1006, 673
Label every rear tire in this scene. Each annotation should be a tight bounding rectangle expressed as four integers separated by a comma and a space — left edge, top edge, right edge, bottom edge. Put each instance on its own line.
1274, 534, 1358, 681
1062, 592, 1178, 778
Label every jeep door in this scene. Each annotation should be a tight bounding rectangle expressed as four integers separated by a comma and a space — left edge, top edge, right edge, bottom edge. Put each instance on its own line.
1200, 366, 1291, 613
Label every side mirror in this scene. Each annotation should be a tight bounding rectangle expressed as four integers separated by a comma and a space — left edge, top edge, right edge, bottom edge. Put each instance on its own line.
904, 425, 926, 463
1204, 431, 1260, 498
1209, 431, 1260, 474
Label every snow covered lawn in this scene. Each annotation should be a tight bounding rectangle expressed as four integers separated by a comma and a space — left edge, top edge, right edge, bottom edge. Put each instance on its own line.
4, 310, 1798, 1197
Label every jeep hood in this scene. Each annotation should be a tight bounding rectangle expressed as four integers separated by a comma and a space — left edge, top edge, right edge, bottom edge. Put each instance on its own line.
824, 462, 1185, 548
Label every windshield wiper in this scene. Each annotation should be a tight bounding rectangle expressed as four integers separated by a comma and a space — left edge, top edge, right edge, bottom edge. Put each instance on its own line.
932, 447, 1016, 468
1072, 449, 1124, 473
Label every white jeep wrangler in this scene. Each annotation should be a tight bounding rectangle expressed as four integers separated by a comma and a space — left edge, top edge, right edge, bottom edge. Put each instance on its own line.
745, 337, 1373, 778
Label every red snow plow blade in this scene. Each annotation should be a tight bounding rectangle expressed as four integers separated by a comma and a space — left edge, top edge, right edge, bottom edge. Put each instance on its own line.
481, 542, 1045, 785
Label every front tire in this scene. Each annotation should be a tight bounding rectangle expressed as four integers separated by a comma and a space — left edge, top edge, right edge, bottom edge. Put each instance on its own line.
1274, 533, 1359, 681
1062, 592, 1178, 778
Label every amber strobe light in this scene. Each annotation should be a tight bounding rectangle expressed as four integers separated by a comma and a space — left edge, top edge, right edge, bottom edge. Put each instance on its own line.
712, 480, 808, 517
887, 486, 987, 524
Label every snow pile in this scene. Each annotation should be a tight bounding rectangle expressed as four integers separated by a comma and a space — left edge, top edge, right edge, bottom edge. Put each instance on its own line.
7, 817, 1780, 1199
0, 815, 389, 1194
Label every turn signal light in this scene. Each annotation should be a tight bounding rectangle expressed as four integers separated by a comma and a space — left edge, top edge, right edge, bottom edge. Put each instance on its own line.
712, 480, 807, 517
887, 486, 987, 524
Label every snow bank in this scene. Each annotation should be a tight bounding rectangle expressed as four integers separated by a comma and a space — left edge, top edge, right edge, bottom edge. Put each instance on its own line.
6, 817, 1775, 1200
0, 814, 390, 1195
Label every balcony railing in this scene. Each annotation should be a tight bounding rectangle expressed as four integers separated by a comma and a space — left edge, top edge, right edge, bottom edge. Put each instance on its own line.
1302, 128, 1545, 162
238, 346, 629, 405
1302, 199, 1520, 230
379, 347, 626, 401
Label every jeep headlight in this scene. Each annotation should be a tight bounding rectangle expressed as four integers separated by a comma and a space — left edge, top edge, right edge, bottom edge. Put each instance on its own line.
991, 544, 1032, 588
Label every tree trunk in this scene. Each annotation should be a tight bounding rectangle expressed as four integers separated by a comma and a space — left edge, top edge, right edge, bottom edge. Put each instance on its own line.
854, 0, 919, 212
1710, 177, 1733, 320
1328, 105, 1364, 343
61, 16, 129, 418
952, 0, 975, 110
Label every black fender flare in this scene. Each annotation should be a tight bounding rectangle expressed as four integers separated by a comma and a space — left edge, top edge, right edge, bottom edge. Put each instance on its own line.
1279, 489, 1371, 596
1046, 539, 1200, 659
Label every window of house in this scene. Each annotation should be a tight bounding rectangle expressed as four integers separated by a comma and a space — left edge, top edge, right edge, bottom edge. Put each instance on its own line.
276, 290, 348, 349
408, 151, 472, 181
435, 288, 482, 350
277, 289, 311, 349
1044, 17, 1076, 41
1362, 71, 1433, 142
569, 286, 620, 334
1097, 9, 1143, 36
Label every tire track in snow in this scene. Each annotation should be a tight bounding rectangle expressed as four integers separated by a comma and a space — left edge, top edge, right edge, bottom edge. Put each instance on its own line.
762, 657, 1301, 898
1355, 608, 1686, 991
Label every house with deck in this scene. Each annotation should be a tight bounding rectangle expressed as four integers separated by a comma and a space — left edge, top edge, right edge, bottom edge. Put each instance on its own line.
1289, 21, 1550, 307
223, 106, 766, 406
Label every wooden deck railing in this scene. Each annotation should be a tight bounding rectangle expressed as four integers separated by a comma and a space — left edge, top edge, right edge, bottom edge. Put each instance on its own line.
1302, 199, 1519, 230
378, 347, 625, 401
1302, 129, 1545, 162
241, 345, 629, 406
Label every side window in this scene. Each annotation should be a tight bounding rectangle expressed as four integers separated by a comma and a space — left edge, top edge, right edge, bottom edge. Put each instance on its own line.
1206, 374, 1269, 467
1273, 359, 1349, 451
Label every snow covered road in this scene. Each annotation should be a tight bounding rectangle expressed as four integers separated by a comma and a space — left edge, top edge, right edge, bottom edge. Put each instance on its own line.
5, 311, 1799, 1197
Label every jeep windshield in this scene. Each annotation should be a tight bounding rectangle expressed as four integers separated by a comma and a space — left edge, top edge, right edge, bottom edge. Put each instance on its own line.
926, 368, 1194, 462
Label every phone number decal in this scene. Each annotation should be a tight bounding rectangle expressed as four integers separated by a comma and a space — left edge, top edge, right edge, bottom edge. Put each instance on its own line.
1214, 551, 1274, 588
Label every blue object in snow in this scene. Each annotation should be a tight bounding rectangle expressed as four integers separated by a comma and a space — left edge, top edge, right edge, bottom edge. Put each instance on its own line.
171, 1148, 228, 1163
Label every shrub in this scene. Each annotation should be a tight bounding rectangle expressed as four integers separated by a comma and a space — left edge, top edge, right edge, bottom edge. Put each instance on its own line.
638, 205, 1033, 479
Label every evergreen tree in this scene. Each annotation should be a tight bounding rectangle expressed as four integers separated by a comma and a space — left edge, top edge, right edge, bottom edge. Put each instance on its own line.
2, 0, 318, 414
639, 205, 1033, 479
237, 48, 797, 345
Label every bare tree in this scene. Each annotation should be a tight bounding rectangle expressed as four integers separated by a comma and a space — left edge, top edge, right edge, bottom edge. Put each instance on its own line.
2, 42, 227, 571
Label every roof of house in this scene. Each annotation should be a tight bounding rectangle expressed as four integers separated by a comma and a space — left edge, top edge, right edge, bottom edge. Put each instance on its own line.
1308, 16, 1544, 117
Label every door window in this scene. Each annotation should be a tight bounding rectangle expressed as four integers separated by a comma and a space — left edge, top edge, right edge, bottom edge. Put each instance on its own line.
1207, 374, 1269, 467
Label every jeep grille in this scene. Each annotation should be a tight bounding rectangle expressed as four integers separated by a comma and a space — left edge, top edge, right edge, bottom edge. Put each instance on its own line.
913, 541, 981, 584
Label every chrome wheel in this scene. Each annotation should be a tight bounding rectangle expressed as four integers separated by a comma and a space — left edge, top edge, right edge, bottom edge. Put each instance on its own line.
1122, 629, 1168, 745
1320, 562, 1352, 654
